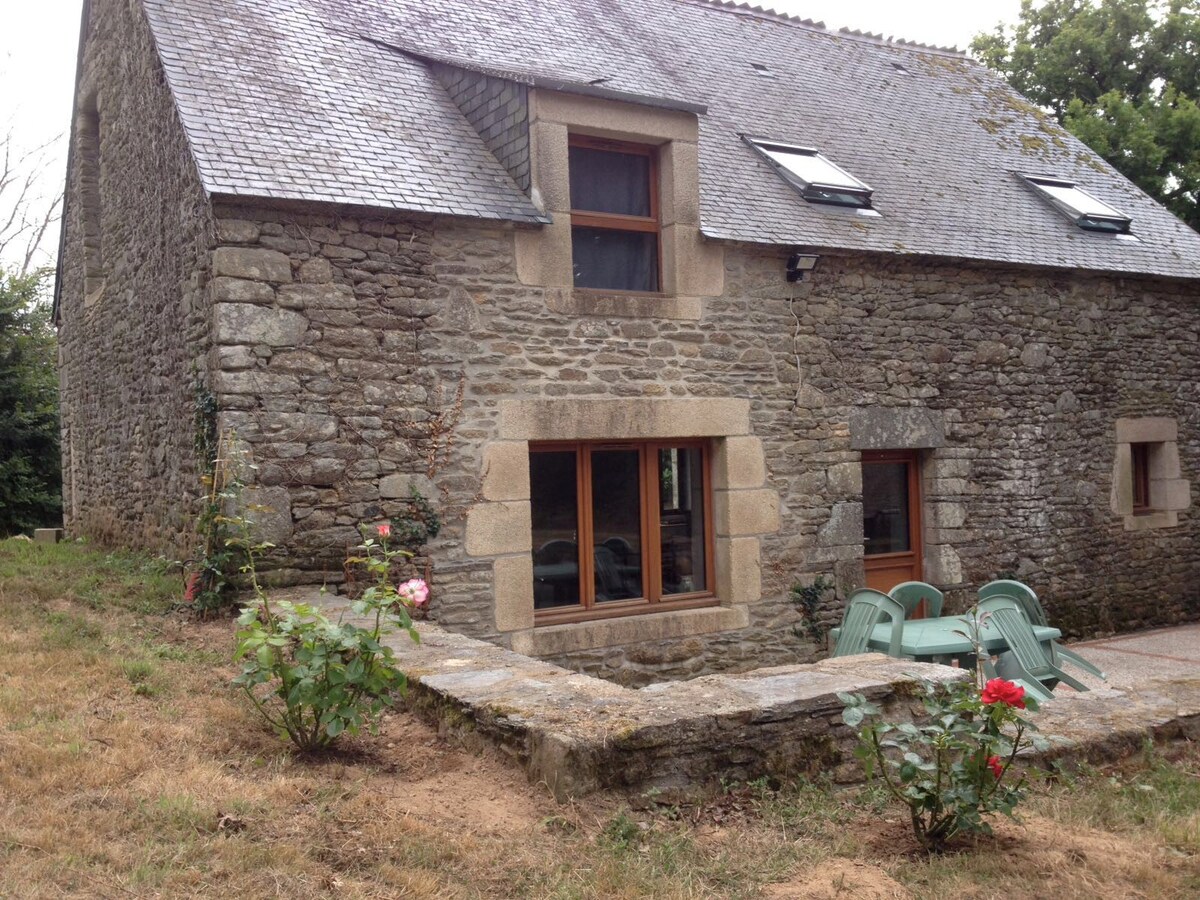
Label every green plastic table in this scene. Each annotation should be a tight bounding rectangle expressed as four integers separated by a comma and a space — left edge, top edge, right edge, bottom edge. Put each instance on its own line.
831, 615, 1062, 665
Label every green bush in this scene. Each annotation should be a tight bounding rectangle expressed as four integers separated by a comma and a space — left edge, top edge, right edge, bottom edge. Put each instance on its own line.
840, 675, 1044, 851
233, 526, 422, 751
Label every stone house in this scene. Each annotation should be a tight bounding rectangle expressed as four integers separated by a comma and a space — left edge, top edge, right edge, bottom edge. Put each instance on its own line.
56, 0, 1200, 683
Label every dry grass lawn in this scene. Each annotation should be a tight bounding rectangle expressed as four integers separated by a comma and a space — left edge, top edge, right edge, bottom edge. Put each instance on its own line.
1, 538, 1199, 898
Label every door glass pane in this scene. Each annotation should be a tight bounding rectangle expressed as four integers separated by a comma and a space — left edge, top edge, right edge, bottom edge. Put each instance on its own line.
568, 146, 651, 216
530, 451, 580, 609
590, 448, 643, 601
863, 462, 911, 556
659, 447, 706, 595
571, 227, 659, 292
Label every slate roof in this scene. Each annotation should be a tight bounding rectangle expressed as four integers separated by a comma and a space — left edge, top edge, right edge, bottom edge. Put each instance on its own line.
140, 0, 1200, 280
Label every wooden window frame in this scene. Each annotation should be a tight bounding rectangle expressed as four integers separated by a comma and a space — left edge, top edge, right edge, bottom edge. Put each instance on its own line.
567, 134, 663, 294
1131, 442, 1152, 514
860, 449, 924, 580
530, 439, 716, 625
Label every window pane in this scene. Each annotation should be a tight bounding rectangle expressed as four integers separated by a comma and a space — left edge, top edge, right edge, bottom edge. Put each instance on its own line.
569, 146, 651, 216
572, 227, 658, 292
531, 451, 581, 609
590, 448, 643, 601
758, 144, 867, 190
659, 447, 707, 595
863, 462, 911, 555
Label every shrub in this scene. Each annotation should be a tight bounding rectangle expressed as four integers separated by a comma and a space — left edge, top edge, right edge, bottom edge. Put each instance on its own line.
840, 673, 1044, 851
839, 608, 1049, 851
233, 524, 422, 751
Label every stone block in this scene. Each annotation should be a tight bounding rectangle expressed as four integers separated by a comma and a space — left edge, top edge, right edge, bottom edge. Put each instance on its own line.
544, 287, 702, 320
826, 461, 862, 496
213, 370, 301, 395
818, 502, 864, 547
529, 120, 570, 213
659, 140, 700, 227
278, 283, 357, 310
924, 544, 963, 585
215, 219, 261, 243
33, 528, 63, 544
713, 436, 766, 490
533, 90, 699, 143
499, 398, 751, 441
515, 215, 573, 288
715, 536, 761, 604
494, 555, 535, 632
1116, 417, 1177, 443
212, 247, 292, 283
1154, 478, 1191, 512
512, 605, 748, 656
926, 502, 966, 528
213, 303, 308, 347
714, 489, 781, 537
1110, 443, 1133, 516
211, 277, 275, 303
298, 257, 334, 283
465, 501, 532, 556
661, 224, 724, 297
379, 472, 437, 500
848, 407, 945, 450
482, 441, 532, 501
240, 486, 293, 545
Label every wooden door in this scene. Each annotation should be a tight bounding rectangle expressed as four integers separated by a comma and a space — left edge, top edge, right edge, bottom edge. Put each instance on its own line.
861, 450, 923, 594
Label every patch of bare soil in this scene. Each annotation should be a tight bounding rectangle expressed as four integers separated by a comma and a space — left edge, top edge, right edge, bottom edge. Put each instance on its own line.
765, 860, 911, 899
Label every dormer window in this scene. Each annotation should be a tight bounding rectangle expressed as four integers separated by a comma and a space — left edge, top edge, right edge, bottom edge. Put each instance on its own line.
568, 135, 661, 292
745, 136, 873, 208
1024, 175, 1132, 234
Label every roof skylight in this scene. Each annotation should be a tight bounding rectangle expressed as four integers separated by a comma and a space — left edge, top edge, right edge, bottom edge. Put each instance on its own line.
1024, 175, 1132, 234
745, 137, 873, 208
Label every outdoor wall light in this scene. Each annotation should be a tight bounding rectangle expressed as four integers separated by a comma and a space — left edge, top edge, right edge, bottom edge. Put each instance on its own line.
786, 253, 821, 282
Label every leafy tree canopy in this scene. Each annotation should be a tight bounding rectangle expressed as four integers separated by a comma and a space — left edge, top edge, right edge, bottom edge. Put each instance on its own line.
0, 268, 61, 535
972, 0, 1200, 231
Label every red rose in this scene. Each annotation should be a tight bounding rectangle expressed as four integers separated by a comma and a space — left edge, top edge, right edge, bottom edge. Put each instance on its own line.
183, 571, 201, 603
377, 522, 392, 538
987, 755, 1004, 778
981, 678, 1026, 709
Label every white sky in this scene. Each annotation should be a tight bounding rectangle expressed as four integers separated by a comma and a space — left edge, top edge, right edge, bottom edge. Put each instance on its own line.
0, 0, 1024, 272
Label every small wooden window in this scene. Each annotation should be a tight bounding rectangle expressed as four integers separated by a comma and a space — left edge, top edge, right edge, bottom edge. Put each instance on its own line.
1131, 442, 1152, 514
529, 440, 715, 624
568, 135, 661, 293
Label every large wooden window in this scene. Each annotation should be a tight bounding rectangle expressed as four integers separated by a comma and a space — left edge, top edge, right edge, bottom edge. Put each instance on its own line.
1131, 442, 1152, 514
568, 135, 661, 293
530, 440, 714, 623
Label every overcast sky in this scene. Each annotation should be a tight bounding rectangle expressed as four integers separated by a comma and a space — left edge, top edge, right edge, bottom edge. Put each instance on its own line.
0, 0, 1024, 272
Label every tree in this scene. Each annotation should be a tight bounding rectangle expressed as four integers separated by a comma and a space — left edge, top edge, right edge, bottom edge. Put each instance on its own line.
972, 0, 1200, 231
0, 268, 61, 535
0, 130, 63, 275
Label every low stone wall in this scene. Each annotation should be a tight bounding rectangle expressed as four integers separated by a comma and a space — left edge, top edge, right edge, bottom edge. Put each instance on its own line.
319, 594, 966, 800
315, 593, 1200, 801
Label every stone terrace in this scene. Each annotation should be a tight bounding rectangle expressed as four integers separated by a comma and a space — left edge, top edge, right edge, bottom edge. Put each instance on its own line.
314, 594, 1200, 801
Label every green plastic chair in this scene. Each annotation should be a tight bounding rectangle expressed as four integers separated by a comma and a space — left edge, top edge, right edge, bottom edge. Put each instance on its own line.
979, 580, 1107, 681
977, 596, 1088, 700
833, 589, 906, 658
889, 581, 945, 618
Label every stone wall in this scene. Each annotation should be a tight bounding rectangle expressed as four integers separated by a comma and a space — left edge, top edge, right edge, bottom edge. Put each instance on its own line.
57, 0, 215, 554
202, 199, 1199, 682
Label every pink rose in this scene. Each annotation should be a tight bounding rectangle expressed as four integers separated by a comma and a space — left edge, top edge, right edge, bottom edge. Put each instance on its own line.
376, 522, 392, 538
398, 577, 429, 608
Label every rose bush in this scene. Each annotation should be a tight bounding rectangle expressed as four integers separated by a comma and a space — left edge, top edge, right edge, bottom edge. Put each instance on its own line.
840, 674, 1045, 851
233, 523, 419, 751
